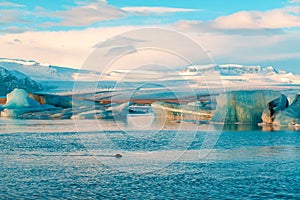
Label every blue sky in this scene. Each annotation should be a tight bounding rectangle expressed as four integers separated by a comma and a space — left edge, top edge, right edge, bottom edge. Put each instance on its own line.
0, 0, 300, 73
0, 0, 293, 30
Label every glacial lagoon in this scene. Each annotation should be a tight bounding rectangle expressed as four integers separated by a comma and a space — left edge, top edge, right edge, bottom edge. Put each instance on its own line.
1, 118, 299, 199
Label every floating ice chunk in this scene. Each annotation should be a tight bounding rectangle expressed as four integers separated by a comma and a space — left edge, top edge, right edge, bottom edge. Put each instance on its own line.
273, 94, 300, 126
71, 108, 108, 119
212, 90, 282, 123
1, 89, 56, 118
261, 94, 289, 124
107, 102, 133, 120
151, 102, 213, 121
29, 93, 72, 108
29, 93, 95, 108
4, 88, 41, 109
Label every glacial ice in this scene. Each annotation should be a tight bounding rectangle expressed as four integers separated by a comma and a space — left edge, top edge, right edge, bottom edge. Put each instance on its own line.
273, 94, 300, 125
70, 108, 108, 119
29, 93, 96, 108
4, 88, 41, 109
1, 89, 56, 118
151, 102, 213, 121
107, 102, 133, 121
212, 90, 282, 123
0, 88, 110, 119
261, 94, 289, 124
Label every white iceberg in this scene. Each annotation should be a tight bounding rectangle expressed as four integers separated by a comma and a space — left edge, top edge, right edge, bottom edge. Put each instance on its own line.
4, 88, 41, 109
1, 89, 55, 118
151, 102, 213, 121
107, 102, 133, 121
70, 108, 108, 119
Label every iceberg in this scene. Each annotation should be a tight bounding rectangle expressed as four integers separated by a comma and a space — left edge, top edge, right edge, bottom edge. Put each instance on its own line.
151, 102, 213, 121
4, 88, 41, 109
107, 102, 133, 121
29, 93, 95, 108
1, 89, 55, 118
212, 90, 283, 124
29, 93, 72, 108
70, 108, 108, 119
261, 94, 289, 124
273, 94, 300, 126
0, 89, 108, 119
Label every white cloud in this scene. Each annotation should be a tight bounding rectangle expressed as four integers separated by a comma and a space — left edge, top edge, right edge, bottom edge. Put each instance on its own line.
43, 1, 127, 27
0, 9, 30, 26
213, 7, 300, 29
173, 20, 300, 66
1, 5, 300, 71
122, 6, 199, 15
0, 2, 25, 7
1, 26, 32, 34
289, 0, 300, 4
0, 26, 211, 71
0, 26, 137, 68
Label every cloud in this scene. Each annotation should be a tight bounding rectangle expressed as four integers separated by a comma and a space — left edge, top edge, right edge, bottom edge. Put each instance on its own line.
212, 6, 300, 30
173, 20, 284, 36
173, 19, 300, 68
0, 26, 32, 34
1, 5, 300, 72
0, 10, 29, 26
289, 0, 300, 3
174, 6, 300, 34
0, 2, 25, 7
0, 0, 127, 32
43, 1, 127, 27
122, 6, 199, 15
0, 26, 137, 68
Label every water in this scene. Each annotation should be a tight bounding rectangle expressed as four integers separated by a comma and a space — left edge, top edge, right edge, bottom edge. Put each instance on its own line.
0, 120, 300, 199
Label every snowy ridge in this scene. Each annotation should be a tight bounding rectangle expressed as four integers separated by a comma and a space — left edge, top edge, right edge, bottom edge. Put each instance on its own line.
183, 64, 281, 76
179, 64, 300, 85
0, 58, 100, 81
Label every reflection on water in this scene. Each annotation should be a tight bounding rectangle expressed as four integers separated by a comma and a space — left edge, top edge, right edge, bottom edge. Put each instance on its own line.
222, 123, 262, 131
1, 114, 300, 134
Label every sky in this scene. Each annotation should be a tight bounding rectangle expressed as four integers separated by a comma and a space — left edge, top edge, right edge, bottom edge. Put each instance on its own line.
0, 0, 300, 73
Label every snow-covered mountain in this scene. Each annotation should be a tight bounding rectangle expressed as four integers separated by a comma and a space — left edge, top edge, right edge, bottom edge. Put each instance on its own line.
0, 67, 42, 96
0, 58, 100, 81
179, 64, 299, 85
182, 64, 281, 76
1, 58, 299, 96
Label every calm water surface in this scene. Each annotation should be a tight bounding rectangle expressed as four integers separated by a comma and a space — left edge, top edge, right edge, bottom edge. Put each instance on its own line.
0, 120, 299, 199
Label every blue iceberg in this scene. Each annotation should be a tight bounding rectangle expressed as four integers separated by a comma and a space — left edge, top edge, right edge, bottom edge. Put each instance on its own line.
212, 90, 283, 124
261, 94, 289, 124
273, 94, 300, 126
